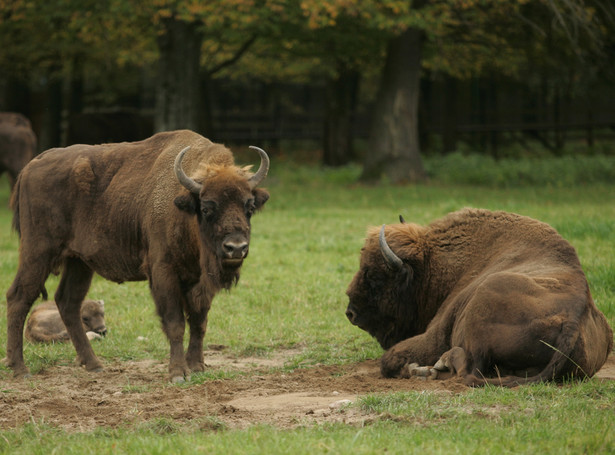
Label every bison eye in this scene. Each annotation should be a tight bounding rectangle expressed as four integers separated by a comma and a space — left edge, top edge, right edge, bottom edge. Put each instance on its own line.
245, 200, 256, 219
82, 317, 90, 323
201, 200, 217, 218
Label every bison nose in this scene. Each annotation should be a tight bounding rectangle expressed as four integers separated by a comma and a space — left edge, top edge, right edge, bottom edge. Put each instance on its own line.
96, 327, 108, 337
223, 240, 249, 259
346, 308, 358, 325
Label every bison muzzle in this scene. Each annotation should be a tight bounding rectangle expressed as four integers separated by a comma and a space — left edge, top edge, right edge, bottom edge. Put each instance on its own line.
6, 130, 270, 383
346, 209, 613, 387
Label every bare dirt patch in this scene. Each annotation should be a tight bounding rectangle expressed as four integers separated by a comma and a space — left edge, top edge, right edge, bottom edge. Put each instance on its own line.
1, 350, 613, 432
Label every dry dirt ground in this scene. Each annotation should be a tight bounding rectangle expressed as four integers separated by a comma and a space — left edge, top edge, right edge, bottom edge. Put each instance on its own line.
1, 348, 614, 432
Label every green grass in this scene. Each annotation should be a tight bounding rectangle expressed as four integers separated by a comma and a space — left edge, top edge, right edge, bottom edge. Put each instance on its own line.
1, 383, 613, 454
0, 153, 614, 454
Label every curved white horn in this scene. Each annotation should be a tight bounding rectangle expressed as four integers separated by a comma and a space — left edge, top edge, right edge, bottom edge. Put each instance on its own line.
379, 225, 403, 270
174, 146, 202, 194
247, 146, 270, 189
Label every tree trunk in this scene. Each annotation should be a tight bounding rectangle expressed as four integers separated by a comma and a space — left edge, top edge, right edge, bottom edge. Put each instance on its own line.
155, 18, 203, 133
323, 66, 359, 166
361, 28, 426, 183
30, 75, 62, 151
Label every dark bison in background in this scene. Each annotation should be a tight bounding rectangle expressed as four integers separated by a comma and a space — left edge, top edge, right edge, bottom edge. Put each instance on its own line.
0, 112, 37, 190
346, 209, 613, 387
6, 130, 269, 383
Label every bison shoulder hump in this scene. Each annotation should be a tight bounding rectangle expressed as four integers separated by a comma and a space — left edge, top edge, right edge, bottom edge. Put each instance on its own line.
71, 156, 96, 195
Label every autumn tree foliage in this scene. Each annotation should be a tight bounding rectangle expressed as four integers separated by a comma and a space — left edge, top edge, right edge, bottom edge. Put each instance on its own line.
1, 0, 613, 178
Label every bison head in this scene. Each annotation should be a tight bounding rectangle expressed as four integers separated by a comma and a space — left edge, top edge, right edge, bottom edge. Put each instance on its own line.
173, 146, 269, 272
346, 223, 425, 350
80, 299, 107, 337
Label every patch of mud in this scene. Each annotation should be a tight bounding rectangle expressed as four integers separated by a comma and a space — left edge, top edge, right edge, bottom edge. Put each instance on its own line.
0, 350, 613, 432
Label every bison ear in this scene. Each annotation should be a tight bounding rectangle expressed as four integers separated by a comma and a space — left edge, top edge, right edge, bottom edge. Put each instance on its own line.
174, 192, 198, 214
253, 188, 270, 210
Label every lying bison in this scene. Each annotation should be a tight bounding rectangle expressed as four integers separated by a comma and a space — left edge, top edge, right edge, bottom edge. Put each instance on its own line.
26, 300, 107, 343
0, 112, 37, 191
6, 130, 269, 382
346, 209, 613, 387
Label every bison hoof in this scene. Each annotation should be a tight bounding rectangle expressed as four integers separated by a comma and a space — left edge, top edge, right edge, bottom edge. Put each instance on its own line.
13, 370, 32, 379
84, 364, 104, 373
404, 363, 439, 380
188, 361, 206, 373
171, 374, 191, 384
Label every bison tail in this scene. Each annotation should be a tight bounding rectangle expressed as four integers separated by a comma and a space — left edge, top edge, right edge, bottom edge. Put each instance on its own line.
9, 174, 21, 236
465, 321, 583, 388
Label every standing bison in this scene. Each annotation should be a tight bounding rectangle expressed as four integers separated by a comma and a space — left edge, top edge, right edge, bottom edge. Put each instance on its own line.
346, 209, 613, 386
6, 130, 269, 382
0, 112, 37, 191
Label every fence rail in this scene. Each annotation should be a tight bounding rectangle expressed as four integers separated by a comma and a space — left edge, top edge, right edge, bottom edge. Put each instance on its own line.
66, 110, 615, 151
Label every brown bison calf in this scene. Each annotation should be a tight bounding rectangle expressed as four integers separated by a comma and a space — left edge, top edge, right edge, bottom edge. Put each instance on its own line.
346, 209, 613, 387
25, 300, 107, 343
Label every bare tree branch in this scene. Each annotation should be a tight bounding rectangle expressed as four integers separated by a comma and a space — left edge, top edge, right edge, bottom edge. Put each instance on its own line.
206, 35, 257, 77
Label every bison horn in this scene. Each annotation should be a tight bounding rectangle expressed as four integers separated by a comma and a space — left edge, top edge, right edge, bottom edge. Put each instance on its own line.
379, 225, 403, 270
247, 146, 270, 190
174, 146, 203, 194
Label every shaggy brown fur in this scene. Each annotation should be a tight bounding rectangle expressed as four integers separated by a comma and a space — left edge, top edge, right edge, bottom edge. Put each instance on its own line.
346, 208, 613, 387
0, 112, 37, 191
6, 130, 269, 382
25, 300, 106, 343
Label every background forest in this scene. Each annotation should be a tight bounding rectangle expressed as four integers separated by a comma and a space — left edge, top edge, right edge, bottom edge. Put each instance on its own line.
1, 0, 615, 183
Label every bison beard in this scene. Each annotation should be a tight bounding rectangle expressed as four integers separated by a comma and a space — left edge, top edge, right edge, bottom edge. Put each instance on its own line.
6, 130, 270, 383
346, 209, 613, 387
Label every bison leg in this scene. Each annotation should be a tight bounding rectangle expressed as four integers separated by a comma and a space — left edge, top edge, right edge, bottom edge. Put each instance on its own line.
380, 332, 444, 378
6, 260, 52, 377
184, 304, 210, 373
150, 265, 191, 383
402, 363, 439, 379
55, 257, 101, 372
157, 306, 189, 383
401, 348, 468, 381
433, 346, 468, 378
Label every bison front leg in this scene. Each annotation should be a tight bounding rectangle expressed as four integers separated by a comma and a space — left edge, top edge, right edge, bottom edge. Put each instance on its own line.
185, 304, 209, 373
402, 347, 468, 380
156, 302, 189, 383
150, 266, 191, 383
380, 332, 444, 378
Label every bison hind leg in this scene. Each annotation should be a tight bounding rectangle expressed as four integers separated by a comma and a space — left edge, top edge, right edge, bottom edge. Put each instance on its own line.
6, 261, 55, 377
434, 346, 468, 376
54, 257, 102, 372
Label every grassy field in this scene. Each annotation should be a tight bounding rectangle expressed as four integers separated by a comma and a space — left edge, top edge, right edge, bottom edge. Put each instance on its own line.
0, 154, 614, 453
